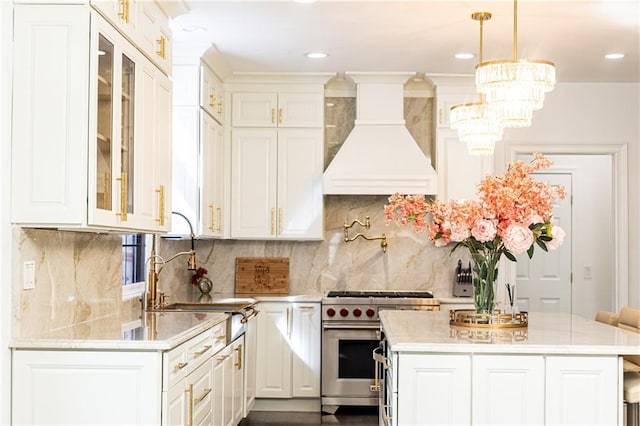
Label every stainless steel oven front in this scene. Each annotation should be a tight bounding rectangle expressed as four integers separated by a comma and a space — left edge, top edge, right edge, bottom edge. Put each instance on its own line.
321, 322, 380, 412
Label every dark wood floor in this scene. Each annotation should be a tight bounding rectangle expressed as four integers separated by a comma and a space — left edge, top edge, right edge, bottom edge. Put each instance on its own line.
239, 407, 379, 425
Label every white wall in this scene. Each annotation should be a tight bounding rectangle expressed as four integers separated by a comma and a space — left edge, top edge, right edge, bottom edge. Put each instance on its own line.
497, 82, 640, 309
1, 2, 12, 423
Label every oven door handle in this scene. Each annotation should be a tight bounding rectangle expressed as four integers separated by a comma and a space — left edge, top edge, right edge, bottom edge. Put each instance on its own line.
322, 323, 380, 330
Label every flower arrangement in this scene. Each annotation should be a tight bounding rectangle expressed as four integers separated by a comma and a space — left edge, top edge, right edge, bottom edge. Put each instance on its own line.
384, 153, 566, 313
191, 267, 212, 294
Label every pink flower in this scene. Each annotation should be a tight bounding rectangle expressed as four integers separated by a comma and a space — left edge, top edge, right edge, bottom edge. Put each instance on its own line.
471, 219, 497, 242
434, 236, 450, 247
449, 223, 470, 242
526, 214, 543, 227
502, 224, 534, 254
546, 225, 566, 250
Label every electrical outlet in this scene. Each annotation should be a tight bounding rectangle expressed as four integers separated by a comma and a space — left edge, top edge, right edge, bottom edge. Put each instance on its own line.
23, 261, 35, 289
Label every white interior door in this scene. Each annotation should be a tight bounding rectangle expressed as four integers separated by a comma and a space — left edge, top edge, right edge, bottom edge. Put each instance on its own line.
515, 173, 572, 314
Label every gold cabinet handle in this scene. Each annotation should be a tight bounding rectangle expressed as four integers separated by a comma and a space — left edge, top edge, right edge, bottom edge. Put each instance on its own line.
278, 108, 283, 124
209, 91, 216, 108
216, 354, 229, 363
187, 384, 194, 426
218, 100, 224, 115
193, 344, 212, 357
234, 344, 243, 370
271, 108, 276, 124
438, 108, 443, 125
278, 208, 283, 236
209, 203, 215, 231
118, 0, 129, 22
156, 35, 166, 59
116, 172, 128, 221
271, 208, 275, 235
216, 206, 222, 232
194, 388, 211, 405
155, 185, 165, 226
215, 334, 225, 342
175, 361, 189, 371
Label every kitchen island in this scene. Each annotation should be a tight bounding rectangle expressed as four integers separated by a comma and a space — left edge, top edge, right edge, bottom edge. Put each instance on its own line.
379, 310, 640, 425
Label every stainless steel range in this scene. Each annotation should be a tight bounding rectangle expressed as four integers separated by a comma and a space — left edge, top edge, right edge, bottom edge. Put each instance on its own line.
321, 290, 439, 414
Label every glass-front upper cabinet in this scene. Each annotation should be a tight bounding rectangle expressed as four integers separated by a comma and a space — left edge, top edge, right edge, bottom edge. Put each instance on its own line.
89, 14, 138, 228
96, 34, 114, 213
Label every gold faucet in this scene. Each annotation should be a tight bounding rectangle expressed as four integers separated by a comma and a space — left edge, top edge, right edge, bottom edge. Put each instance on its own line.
145, 211, 197, 310
344, 216, 388, 252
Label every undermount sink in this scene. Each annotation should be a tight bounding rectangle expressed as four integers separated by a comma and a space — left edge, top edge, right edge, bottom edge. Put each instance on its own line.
158, 300, 255, 313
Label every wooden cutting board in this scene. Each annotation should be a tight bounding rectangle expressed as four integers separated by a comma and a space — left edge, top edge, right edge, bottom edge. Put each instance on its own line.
235, 257, 289, 295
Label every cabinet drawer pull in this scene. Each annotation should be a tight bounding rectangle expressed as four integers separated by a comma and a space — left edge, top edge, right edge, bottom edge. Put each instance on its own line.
187, 384, 194, 426
116, 172, 128, 221
278, 108, 283, 124
234, 344, 243, 370
175, 361, 189, 371
118, 0, 129, 23
210, 91, 216, 108
194, 388, 211, 405
215, 334, 225, 342
209, 203, 215, 231
156, 35, 166, 59
216, 354, 229, 363
218, 100, 224, 115
155, 185, 165, 226
217, 207, 222, 232
278, 208, 283, 235
193, 345, 212, 356
271, 208, 275, 235
271, 108, 276, 124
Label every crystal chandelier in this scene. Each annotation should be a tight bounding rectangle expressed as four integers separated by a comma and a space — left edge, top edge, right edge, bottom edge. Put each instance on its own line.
475, 0, 556, 128
450, 12, 503, 156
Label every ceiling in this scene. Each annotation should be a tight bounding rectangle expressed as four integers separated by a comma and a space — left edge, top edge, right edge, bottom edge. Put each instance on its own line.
170, 1, 640, 83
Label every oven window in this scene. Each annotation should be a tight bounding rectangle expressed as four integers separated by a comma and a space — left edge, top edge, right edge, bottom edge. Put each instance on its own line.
338, 340, 379, 379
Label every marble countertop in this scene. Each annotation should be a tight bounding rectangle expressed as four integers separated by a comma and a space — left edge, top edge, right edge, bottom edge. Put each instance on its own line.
380, 310, 640, 355
10, 311, 228, 351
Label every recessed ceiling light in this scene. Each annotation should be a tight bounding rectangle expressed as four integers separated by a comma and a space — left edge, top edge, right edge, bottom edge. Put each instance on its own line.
305, 52, 328, 59
455, 53, 475, 60
605, 53, 625, 60
182, 25, 207, 33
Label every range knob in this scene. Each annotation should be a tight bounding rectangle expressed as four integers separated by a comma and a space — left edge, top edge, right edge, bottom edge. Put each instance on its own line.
366, 308, 376, 318
353, 308, 362, 317
340, 308, 349, 317
326, 308, 336, 317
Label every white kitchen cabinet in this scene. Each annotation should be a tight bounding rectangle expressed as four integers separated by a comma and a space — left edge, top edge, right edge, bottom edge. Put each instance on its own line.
243, 310, 258, 416
200, 111, 225, 237
232, 92, 323, 128
392, 352, 619, 426
211, 344, 234, 426
137, 57, 172, 232
432, 79, 493, 202
545, 356, 618, 425
472, 355, 545, 425
396, 354, 471, 425
171, 60, 229, 238
12, 350, 161, 425
136, 0, 172, 75
92, 0, 172, 75
11, 5, 171, 233
231, 336, 245, 424
436, 128, 493, 201
201, 63, 225, 124
255, 302, 321, 399
230, 128, 323, 239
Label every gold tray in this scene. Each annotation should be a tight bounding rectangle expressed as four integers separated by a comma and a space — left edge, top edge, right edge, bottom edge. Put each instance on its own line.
449, 309, 528, 329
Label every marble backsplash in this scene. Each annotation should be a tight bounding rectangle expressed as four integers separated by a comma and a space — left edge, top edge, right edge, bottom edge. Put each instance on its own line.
12, 94, 470, 338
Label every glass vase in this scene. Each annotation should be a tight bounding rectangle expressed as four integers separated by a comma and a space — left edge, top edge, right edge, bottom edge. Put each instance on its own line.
471, 250, 501, 314
197, 276, 213, 294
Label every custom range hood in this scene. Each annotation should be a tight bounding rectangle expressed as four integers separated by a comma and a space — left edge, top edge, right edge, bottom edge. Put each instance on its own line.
323, 73, 437, 195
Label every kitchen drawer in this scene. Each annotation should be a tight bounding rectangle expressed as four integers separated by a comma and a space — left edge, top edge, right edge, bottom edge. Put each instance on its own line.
189, 358, 214, 424
163, 339, 190, 391
186, 328, 216, 375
